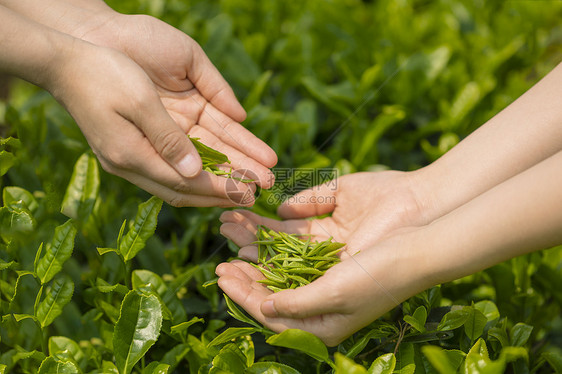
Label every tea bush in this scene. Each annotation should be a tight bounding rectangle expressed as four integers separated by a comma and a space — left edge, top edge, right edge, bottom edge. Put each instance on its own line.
1, 0, 561, 373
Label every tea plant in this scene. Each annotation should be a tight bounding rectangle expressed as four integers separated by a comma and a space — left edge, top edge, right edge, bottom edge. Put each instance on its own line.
1, 0, 562, 373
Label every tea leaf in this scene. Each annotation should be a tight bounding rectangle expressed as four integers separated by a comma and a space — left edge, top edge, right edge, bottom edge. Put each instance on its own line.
208, 327, 260, 347
266, 329, 332, 366
114, 289, 163, 374
38, 355, 80, 374
3, 186, 38, 212
246, 362, 301, 374
36, 276, 74, 328
119, 196, 163, 262
368, 353, 396, 374
36, 220, 77, 285
510, 323, 533, 347
61, 152, 99, 221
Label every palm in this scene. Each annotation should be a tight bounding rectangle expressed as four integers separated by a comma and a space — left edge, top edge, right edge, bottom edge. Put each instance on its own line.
220, 170, 425, 259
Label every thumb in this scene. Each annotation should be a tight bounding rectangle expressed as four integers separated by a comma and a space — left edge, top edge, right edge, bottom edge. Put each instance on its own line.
277, 182, 338, 219
130, 92, 202, 178
261, 280, 337, 319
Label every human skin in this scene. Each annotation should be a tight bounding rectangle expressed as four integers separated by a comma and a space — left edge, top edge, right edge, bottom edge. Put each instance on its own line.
216, 62, 562, 345
216, 148, 562, 346
0, 0, 278, 206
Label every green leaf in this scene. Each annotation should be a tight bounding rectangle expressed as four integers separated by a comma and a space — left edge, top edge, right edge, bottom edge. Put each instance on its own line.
0, 205, 35, 239
207, 327, 260, 347
542, 352, 562, 373
437, 307, 470, 331
95, 278, 129, 294
473, 300, 500, 323
0, 259, 15, 271
113, 289, 163, 374
12, 313, 37, 322
0, 364, 6, 374
403, 306, 427, 333
246, 362, 301, 374
38, 355, 80, 374
498, 346, 527, 363
142, 362, 170, 374
487, 327, 509, 349
160, 344, 190, 372
334, 352, 367, 373
119, 196, 163, 262
48, 336, 84, 365
96, 247, 119, 256
420, 346, 457, 374
0, 150, 16, 176
170, 317, 204, 335
3, 186, 38, 212
36, 220, 77, 285
368, 353, 396, 374
509, 323, 533, 347
266, 329, 332, 365
210, 344, 247, 373
223, 294, 262, 329
188, 136, 230, 171
36, 276, 74, 328
61, 152, 99, 221
464, 307, 487, 341
132, 269, 186, 323
100, 361, 119, 374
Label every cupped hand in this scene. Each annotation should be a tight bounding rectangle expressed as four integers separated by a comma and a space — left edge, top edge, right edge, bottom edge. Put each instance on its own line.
219, 171, 430, 260
216, 230, 430, 346
49, 38, 255, 207
86, 12, 278, 189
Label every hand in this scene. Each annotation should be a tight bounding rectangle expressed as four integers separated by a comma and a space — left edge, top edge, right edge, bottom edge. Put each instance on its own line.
0, 0, 277, 196
87, 12, 278, 189
49, 39, 255, 207
219, 171, 431, 260
216, 231, 430, 346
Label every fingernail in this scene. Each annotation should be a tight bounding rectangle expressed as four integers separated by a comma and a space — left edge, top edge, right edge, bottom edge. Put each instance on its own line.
261, 300, 277, 317
176, 154, 201, 178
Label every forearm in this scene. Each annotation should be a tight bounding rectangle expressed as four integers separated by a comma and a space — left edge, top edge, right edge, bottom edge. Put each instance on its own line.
417, 149, 562, 285
0, 0, 119, 47
0, 5, 71, 89
413, 62, 562, 221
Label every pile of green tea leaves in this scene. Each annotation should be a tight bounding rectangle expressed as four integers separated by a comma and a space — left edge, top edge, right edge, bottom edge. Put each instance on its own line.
253, 225, 345, 292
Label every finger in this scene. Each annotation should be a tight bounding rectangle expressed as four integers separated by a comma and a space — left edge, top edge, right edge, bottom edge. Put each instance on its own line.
219, 222, 257, 247
216, 261, 350, 346
261, 278, 340, 319
112, 168, 252, 208
187, 42, 247, 122
189, 126, 275, 188
220, 210, 311, 234
278, 182, 338, 219
238, 246, 259, 262
198, 103, 278, 168
101, 132, 257, 203
124, 88, 202, 178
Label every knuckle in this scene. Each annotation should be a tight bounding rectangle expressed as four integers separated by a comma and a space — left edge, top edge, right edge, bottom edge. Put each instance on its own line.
166, 196, 185, 208
103, 149, 131, 170
156, 131, 186, 161
172, 179, 193, 194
